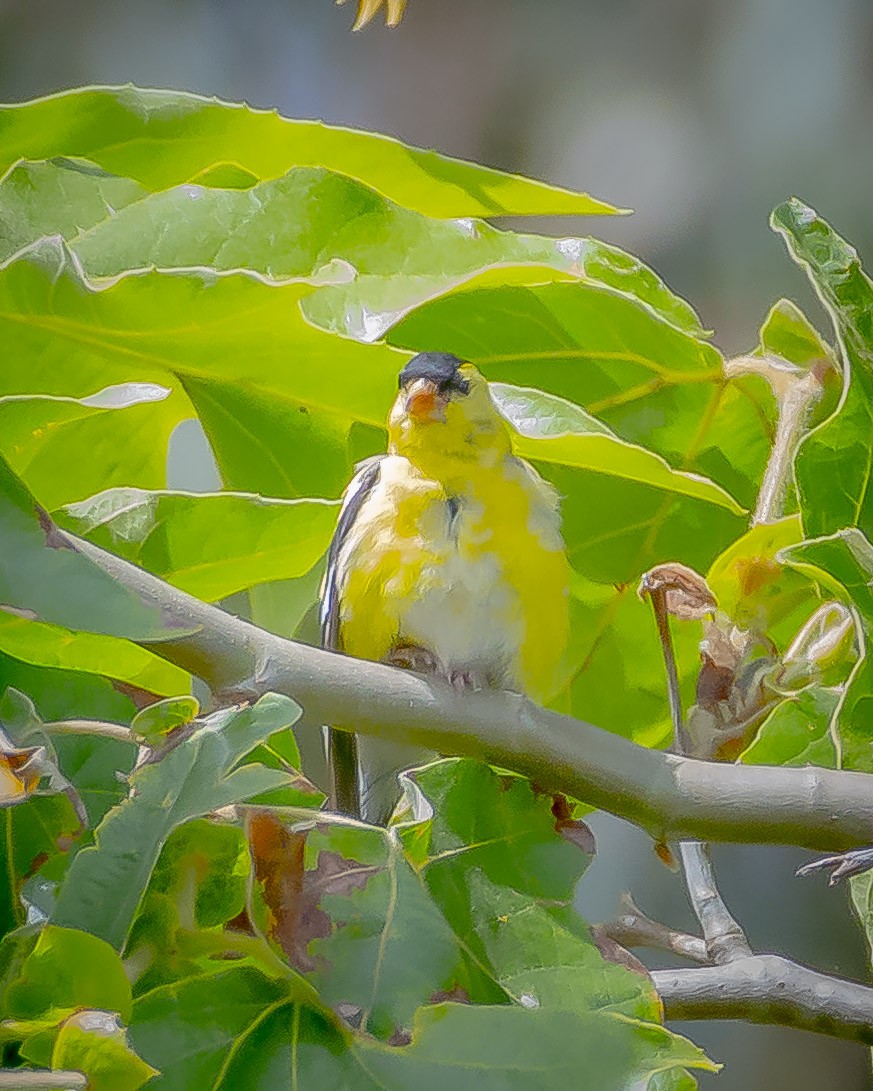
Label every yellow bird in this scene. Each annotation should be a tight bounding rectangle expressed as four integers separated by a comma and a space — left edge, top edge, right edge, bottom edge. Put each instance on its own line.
320, 352, 570, 821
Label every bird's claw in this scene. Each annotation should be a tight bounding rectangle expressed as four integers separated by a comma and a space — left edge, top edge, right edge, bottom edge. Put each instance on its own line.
796, 846, 873, 886
446, 668, 486, 693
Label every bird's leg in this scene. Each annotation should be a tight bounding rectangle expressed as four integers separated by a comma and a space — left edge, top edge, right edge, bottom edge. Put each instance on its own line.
384, 643, 442, 676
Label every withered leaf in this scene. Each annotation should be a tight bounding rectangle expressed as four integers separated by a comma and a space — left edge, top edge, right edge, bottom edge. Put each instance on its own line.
638, 563, 717, 621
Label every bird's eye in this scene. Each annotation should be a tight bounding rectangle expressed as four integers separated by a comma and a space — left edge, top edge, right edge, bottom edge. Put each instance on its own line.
440, 375, 471, 396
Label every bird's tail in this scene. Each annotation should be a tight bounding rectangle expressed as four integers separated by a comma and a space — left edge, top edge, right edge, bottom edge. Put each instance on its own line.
357, 735, 436, 825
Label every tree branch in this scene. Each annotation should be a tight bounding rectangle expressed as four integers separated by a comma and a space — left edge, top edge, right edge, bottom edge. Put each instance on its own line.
653, 956, 873, 1044
643, 579, 752, 962
597, 891, 708, 964
0, 1073, 86, 1089
70, 533, 873, 853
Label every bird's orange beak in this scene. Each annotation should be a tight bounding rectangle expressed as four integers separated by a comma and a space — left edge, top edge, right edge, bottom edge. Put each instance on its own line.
404, 379, 442, 421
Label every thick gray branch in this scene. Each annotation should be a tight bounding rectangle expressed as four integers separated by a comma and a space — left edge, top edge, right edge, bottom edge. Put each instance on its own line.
0, 1073, 86, 1089
73, 534, 873, 853
653, 956, 873, 1044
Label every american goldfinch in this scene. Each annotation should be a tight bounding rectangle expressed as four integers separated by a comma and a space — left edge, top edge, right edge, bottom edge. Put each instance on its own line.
321, 352, 570, 821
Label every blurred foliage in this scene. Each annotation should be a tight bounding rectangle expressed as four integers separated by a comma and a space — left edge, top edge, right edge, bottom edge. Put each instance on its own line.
0, 85, 870, 1085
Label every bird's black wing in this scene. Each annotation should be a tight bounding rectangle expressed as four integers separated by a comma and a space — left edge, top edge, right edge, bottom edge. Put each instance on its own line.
320, 454, 385, 651
320, 455, 385, 816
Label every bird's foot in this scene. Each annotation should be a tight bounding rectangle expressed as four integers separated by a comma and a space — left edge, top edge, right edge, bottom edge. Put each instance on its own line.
796, 846, 873, 886
446, 668, 487, 694
384, 644, 442, 675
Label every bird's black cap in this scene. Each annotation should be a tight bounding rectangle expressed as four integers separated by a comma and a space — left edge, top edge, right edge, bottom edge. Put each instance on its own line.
399, 351, 470, 394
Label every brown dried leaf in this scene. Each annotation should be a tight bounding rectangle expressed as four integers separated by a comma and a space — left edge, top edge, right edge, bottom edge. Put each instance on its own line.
0, 745, 44, 806
246, 813, 376, 973
551, 794, 596, 855
638, 563, 717, 621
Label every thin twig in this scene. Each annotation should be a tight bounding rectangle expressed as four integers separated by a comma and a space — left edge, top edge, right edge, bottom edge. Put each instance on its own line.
646, 586, 688, 753
597, 891, 708, 964
43, 719, 137, 745
645, 583, 752, 962
653, 955, 873, 1044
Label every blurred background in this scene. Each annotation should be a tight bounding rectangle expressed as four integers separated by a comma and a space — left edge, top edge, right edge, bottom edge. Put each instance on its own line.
2, 0, 872, 1085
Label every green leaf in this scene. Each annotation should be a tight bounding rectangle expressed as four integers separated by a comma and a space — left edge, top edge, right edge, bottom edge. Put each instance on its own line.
352, 1004, 716, 1091
51, 694, 301, 949
130, 696, 199, 746
462, 869, 660, 1020
0, 86, 618, 217
124, 820, 251, 995
705, 516, 815, 645
247, 810, 461, 1039
850, 870, 873, 990
0, 613, 190, 697
387, 272, 773, 511
757, 297, 836, 371
56, 488, 340, 602
0, 237, 406, 475
0, 383, 181, 510
52, 1009, 158, 1091
70, 167, 571, 280
513, 430, 744, 585
0, 451, 193, 642
740, 687, 839, 768
0, 658, 136, 925
129, 967, 289, 1091
562, 578, 701, 749
771, 199, 873, 538
400, 761, 660, 1020
130, 967, 716, 1091
779, 529, 873, 771
180, 374, 353, 500
0, 157, 147, 263
1, 924, 132, 1022
149, 819, 248, 931
58, 163, 696, 344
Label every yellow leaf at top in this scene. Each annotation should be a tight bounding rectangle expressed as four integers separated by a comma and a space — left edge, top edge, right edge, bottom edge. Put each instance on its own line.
337, 0, 407, 30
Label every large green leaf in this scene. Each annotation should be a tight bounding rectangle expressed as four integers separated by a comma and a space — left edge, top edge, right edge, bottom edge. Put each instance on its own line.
69, 166, 569, 280
386, 272, 773, 512
0, 383, 181, 509
0, 86, 617, 218
0, 451, 191, 642
124, 818, 252, 996
0, 614, 189, 697
739, 687, 839, 769
179, 374, 353, 500
780, 529, 873, 771
772, 199, 873, 538
51, 694, 301, 949
248, 810, 463, 1040
1, 924, 131, 1022
56, 488, 339, 602
399, 760, 660, 1021
0, 157, 146, 263
0, 236, 405, 443
130, 967, 715, 1091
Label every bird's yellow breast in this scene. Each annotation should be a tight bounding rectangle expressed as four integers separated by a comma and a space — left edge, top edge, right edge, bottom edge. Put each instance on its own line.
335, 451, 570, 702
